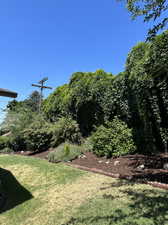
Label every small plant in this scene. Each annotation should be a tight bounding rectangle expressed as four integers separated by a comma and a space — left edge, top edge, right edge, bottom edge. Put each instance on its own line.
47, 143, 83, 163
64, 144, 70, 156
90, 117, 136, 158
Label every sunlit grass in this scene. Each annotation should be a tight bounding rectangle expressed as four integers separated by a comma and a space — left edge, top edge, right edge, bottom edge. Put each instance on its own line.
0, 155, 168, 225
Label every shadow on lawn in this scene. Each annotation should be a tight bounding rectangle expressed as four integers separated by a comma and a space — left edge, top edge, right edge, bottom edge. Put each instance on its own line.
62, 180, 168, 225
0, 168, 33, 213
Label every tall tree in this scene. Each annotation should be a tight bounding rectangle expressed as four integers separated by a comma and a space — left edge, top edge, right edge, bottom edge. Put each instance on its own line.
24, 91, 41, 112
121, 0, 168, 40
7, 91, 41, 113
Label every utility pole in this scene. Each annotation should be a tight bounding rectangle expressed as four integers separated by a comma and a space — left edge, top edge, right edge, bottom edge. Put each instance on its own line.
32, 77, 52, 112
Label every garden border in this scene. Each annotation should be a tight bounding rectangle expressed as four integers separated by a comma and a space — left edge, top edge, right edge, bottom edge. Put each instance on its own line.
67, 163, 168, 191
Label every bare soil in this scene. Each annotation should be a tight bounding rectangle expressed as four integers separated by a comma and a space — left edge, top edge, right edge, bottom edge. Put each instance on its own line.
14, 149, 52, 159
70, 152, 168, 184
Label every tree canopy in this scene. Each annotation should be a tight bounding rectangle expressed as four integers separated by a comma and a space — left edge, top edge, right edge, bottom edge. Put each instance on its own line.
43, 31, 168, 153
122, 0, 168, 40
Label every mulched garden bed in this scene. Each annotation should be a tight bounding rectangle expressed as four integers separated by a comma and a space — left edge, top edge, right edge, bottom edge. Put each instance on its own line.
14, 149, 52, 159
69, 152, 168, 185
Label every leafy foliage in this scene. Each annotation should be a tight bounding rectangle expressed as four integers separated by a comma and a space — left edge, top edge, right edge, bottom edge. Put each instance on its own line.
81, 137, 93, 152
24, 91, 41, 112
47, 142, 83, 162
121, 0, 168, 39
49, 117, 82, 147
22, 118, 52, 152
44, 70, 114, 135
144, 31, 168, 76
0, 147, 13, 153
7, 91, 41, 113
69, 70, 114, 134
125, 31, 168, 153
2, 105, 37, 135
1, 92, 46, 152
43, 32, 168, 155
43, 84, 71, 121
1, 108, 38, 151
0, 136, 11, 150
90, 117, 136, 157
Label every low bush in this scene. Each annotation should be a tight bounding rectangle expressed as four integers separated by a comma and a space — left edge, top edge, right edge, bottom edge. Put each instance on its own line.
47, 143, 83, 163
50, 117, 82, 147
23, 120, 52, 152
0, 128, 10, 136
0, 147, 13, 154
90, 117, 136, 158
9, 135, 26, 152
1, 108, 37, 136
0, 136, 10, 150
0, 135, 25, 152
0, 136, 14, 153
81, 137, 93, 152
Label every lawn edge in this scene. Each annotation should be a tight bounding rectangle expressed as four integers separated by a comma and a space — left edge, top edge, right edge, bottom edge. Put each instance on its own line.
66, 163, 168, 191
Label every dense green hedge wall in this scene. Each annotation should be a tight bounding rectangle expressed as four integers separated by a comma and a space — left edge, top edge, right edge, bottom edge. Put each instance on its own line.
43, 31, 168, 154
43, 70, 114, 135
125, 31, 168, 153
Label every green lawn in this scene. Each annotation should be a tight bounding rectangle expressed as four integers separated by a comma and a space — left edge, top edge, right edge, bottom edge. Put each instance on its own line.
0, 155, 168, 225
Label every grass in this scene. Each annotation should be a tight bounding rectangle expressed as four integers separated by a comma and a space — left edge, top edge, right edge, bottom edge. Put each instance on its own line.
0, 155, 168, 225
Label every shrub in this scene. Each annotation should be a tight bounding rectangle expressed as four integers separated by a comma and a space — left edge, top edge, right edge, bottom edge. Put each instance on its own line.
81, 137, 93, 152
0, 147, 13, 154
9, 135, 26, 152
0, 135, 25, 152
1, 109, 42, 151
1, 108, 37, 136
0, 128, 10, 136
0, 136, 10, 150
47, 143, 83, 163
23, 120, 52, 152
50, 117, 82, 147
90, 117, 136, 158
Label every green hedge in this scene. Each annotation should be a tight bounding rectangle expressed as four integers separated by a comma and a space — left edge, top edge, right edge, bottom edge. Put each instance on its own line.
90, 117, 136, 157
0, 136, 11, 151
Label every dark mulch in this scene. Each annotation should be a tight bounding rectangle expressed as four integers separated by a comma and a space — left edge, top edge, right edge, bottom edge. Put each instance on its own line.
70, 152, 168, 184
14, 149, 52, 159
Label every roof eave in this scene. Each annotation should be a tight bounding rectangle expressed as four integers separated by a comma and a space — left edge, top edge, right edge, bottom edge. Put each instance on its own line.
0, 89, 18, 98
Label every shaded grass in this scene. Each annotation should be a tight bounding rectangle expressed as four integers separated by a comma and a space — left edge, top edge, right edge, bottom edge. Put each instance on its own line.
0, 167, 33, 213
0, 155, 168, 225
62, 180, 168, 225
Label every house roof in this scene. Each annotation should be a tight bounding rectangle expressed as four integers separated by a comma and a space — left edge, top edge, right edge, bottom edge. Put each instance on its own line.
0, 88, 18, 98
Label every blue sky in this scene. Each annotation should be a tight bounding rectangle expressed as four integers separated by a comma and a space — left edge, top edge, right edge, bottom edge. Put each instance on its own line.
0, 0, 152, 120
